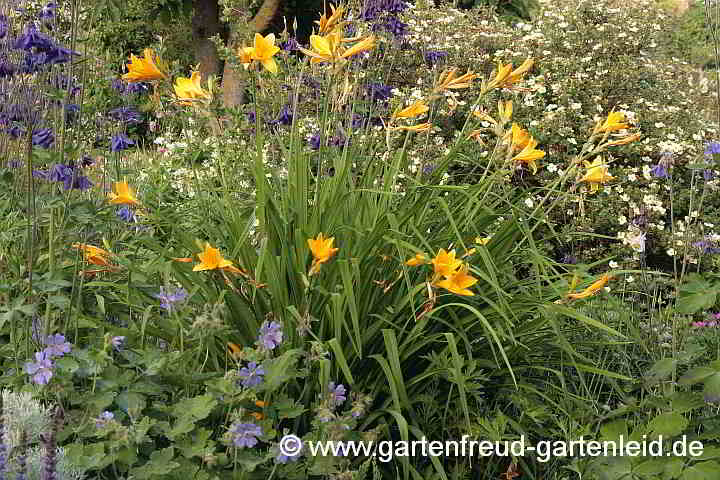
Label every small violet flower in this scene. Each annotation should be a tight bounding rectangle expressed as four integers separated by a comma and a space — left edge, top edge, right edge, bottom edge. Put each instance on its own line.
110, 132, 134, 152
258, 321, 283, 350
24, 352, 54, 385
153, 287, 188, 311
95, 411, 114, 428
229, 422, 263, 449
328, 382, 347, 408
43, 333, 72, 358
238, 361, 265, 388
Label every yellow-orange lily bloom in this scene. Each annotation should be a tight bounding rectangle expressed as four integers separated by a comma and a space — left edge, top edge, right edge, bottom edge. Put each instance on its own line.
434, 264, 478, 296
434, 68, 478, 93
512, 138, 545, 174
390, 122, 432, 133
308, 233, 339, 265
340, 35, 375, 59
250, 33, 281, 74
174, 71, 211, 104
579, 157, 615, 193
72, 243, 113, 267
393, 100, 429, 120
567, 273, 613, 299
594, 111, 630, 135
108, 181, 140, 206
487, 58, 533, 90
315, 3, 346, 34
193, 242, 244, 274
406, 253, 428, 266
431, 248, 463, 278
122, 48, 167, 82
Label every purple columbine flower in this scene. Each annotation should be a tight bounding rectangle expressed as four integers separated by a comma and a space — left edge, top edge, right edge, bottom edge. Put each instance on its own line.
32, 128, 54, 148
268, 104, 293, 127
366, 82, 392, 102
425, 50, 448, 66
108, 106, 142, 124
258, 321, 283, 350
13, 25, 55, 51
328, 382, 347, 408
280, 37, 299, 51
704, 169, 715, 181
110, 336, 126, 351
704, 141, 720, 155
110, 132, 134, 152
650, 163, 668, 178
43, 334, 72, 358
247, 110, 256, 124
24, 352, 54, 385
308, 133, 321, 150
95, 411, 114, 428
238, 361, 265, 388
116, 206, 136, 222
229, 422, 263, 448
422, 163, 436, 175
40, 2, 57, 19
153, 287, 188, 311
561, 253, 577, 264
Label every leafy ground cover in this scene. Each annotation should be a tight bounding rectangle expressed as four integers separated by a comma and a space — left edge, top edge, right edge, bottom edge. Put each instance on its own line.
1, 0, 720, 479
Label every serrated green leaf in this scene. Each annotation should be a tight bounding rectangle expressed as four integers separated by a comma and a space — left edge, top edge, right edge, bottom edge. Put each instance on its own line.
648, 412, 689, 438
679, 461, 720, 480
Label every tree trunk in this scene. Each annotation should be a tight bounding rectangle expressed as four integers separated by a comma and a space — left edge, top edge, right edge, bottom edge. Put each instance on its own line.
192, 0, 225, 79
221, 0, 282, 109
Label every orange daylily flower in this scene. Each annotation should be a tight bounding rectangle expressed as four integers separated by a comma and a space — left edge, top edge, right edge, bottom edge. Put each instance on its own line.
192, 242, 244, 274
579, 157, 615, 194
72, 243, 113, 266
593, 111, 630, 135
173, 71, 211, 104
308, 233, 339, 274
433, 68, 478, 93
251, 400, 267, 420
315, 3, 346, 34
122, 48, 168, 82
108, 181, 140, 206
250, 33, 281, 74
392, 100, 429, 120
431, 249, 463, 278
567, 273, 613, 299
406, 253, 428, 266
390, 122, 432, 133
434, 264, 478, 296
607, 132, 642, 147
487, 58, 533, 90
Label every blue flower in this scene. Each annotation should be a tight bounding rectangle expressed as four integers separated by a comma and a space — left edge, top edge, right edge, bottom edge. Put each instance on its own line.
238, 361, 265, 388
110, 132, 134, 152
280, 37, 299, 51
268, 104, 293, 127
116, 205, 136, 222
40, 2, 57, 20
328, 382, 347, 408
65, 104, 79, 124
229, 422, 263, 448
13, 25, 55, 51
422, 163, 436, 175
650, 163, 668, 178
110, 336, 126, 351
108, 106, 142, 124
424, 50, 448, 66
258, 321, 283, 350
95, 411, 114, 428
43, 333, 72, 358
704, 141, 720, 155
308, 133, 321, 150
704, 169, 715, 181
153, 287, 188, 311
366, 82, 392, 102
32, 128, 54, 148
24, 352, 54, 385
